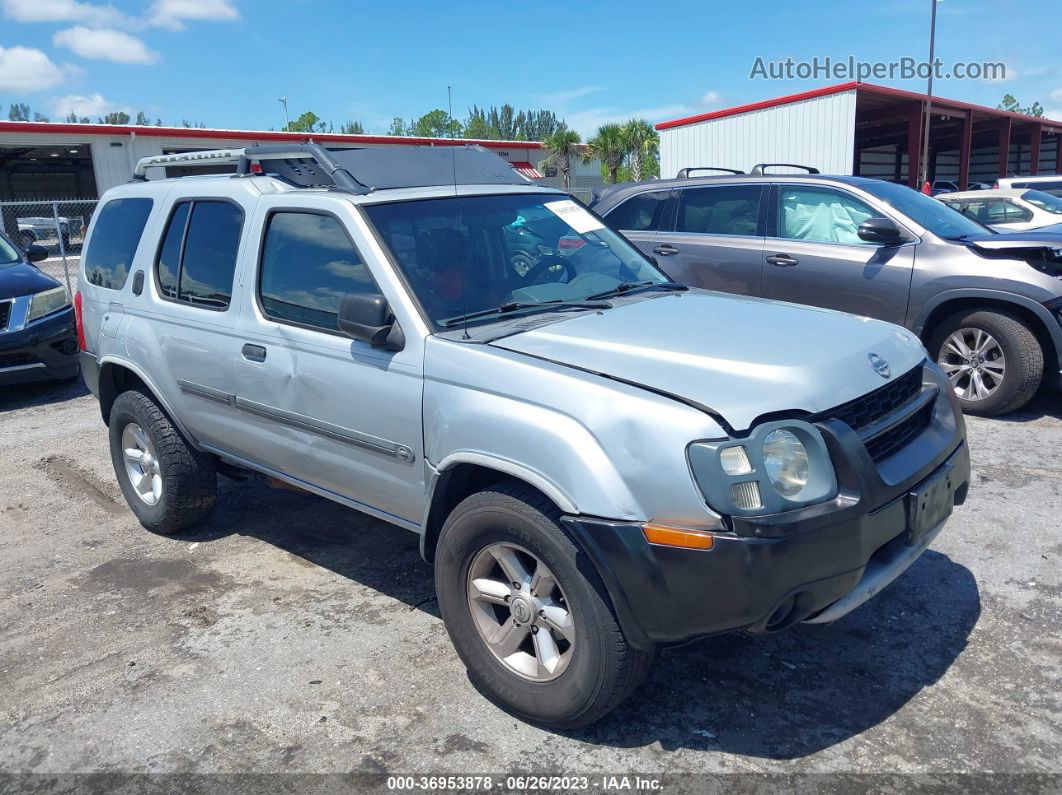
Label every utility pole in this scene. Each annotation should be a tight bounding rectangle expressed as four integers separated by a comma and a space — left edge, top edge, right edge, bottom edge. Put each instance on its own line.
919, 0, 938, 187
278, 97, 290, 131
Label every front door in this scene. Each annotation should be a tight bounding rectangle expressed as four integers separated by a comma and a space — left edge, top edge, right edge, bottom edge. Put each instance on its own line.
760, 184, 915, 325
233, 197, 425, 527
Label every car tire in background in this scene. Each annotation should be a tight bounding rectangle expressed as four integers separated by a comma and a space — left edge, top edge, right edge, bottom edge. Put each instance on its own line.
929, 309, 1043, 417
108, 389, 217, 534
20, 230, 36, 249
434, 480, 654, 728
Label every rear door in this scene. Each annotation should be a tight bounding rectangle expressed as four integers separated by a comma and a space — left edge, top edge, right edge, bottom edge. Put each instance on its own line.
600, 188, 672, 260
761, 184, 915, 325
649, 184, 765, 295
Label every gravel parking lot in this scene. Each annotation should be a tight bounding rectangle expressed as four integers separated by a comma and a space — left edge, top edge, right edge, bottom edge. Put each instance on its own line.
1, 380, 1059, 791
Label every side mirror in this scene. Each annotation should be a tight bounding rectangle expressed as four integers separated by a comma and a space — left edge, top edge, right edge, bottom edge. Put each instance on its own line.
858, 217, 904, 245
26, 244, 48, 263
337, 292, 404, 350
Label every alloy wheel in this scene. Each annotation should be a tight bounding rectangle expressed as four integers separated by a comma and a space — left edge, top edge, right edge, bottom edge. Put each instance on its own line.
938, 327, 1006, 402
121, 422, 163, 506
466, 542, 575, 681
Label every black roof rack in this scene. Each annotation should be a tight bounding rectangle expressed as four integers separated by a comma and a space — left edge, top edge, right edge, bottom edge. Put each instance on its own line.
133, 143, 535, 193
749, 163, 820, 176
675, 167, 745, 178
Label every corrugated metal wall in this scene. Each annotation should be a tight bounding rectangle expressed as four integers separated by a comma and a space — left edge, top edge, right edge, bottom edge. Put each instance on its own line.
659, 90, 858, 179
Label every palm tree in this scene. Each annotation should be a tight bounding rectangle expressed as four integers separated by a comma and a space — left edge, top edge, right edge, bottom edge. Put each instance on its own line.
622, 118, 659, 182
540, 125, 582, 191
584, 123, 626, 184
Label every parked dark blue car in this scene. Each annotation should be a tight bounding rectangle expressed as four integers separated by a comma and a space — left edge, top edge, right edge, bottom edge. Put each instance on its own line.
0, 230, 80, 386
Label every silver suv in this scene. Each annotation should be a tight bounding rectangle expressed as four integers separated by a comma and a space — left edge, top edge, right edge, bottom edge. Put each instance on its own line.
76, 145, 970, 727
593, 168, 1062, 417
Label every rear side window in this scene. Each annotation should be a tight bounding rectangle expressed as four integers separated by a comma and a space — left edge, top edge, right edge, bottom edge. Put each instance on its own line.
258, 211, 378, 333
677, 185, 762, 236
606, 191, 670, 231
83, 198, 153, 290
155, 200, 243, 310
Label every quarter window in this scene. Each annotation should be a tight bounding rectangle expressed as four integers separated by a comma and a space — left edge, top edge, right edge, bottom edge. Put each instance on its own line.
778, 187, 876, 246
83, 198, 153, 290
258, 212, 378, 332
155, 200, 243, 309
607, 191, 670, 231
677, 185, 762, 236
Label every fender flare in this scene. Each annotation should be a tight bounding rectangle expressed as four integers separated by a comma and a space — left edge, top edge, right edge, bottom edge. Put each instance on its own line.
911, 288, 1061, 339
97, 355, 201, 447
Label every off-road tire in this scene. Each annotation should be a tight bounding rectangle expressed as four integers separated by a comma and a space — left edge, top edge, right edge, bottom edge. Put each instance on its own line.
928, 309, 1043, 417
434, 480, 654, 728
108, 389, 216, 534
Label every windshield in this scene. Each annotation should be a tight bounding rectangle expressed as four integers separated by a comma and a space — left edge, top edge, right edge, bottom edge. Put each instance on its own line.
1022, 190, 1062, 215
860, 180, 989, 239
0, 232, 20, 266
364, 193, 671, 328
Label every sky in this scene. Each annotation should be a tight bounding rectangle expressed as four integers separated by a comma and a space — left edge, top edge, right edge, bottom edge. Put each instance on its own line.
0, 0, 1059, 137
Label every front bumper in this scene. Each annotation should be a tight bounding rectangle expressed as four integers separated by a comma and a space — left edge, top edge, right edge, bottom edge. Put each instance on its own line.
0, 306, 80, 385
562, 375, 970, 650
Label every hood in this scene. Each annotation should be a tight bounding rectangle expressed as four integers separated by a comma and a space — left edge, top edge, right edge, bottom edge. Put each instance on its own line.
0, 262, 60, 301
490, 291, 925, 431
963, 230, 1062, 260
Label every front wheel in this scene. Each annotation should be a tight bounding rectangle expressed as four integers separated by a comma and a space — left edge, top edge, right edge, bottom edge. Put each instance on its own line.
434, 481, 653, 728
929, 309, 1043, 417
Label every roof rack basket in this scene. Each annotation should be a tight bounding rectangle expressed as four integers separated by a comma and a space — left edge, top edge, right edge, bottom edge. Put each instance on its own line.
749, 163, 820, 176
133, 143, 368, 192
675, 167, 745, 178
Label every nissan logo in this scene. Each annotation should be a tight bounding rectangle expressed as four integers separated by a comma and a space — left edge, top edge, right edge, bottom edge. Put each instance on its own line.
868, 352, 891, 379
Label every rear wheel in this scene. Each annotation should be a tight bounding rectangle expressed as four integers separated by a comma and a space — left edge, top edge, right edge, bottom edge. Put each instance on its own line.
108, 390, 216, 533
434, 481, 653, 728
20, 230, 36, 249
929, 309, 1043, 416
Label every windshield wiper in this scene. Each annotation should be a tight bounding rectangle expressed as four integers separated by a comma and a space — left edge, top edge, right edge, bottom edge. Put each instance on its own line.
585, 280, 687, 301
441, 299, 612, 328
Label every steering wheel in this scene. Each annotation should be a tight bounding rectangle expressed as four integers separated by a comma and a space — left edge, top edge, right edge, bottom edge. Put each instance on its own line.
522, 255, 575, 285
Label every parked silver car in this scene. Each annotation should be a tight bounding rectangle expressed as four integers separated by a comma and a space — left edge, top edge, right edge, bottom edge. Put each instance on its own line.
938, 188, 1062, 232
77, 145, 969, 727
594, 168, 1062, 416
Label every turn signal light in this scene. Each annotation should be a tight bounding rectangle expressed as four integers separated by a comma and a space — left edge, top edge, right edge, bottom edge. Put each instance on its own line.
642, 523, 714, 550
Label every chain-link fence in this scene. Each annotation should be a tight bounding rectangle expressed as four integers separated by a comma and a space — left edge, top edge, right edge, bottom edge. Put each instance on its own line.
0, 199, 98, 294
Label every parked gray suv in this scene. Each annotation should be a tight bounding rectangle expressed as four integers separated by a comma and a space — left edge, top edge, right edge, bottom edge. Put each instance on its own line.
593, 169, 1062, 416
76, 145, 969, 727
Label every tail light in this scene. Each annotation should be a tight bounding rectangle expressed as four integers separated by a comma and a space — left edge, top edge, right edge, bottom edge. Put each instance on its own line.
73, 289, 87, 352
558, 236, 585, 251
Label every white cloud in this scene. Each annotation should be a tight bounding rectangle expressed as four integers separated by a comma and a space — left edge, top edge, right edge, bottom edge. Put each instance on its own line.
147, 0, 238, 30
1050, 88, 1062, 101
54, 26, 158, 64
700, 90, 722, 106
1, 0, 126, 26
0, 45, 65, 92
534, 86, 601, 106
50, 91, 124, 119
1045, 107, 1062, 122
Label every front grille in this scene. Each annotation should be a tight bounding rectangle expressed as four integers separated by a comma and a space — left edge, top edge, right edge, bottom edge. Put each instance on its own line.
0, 352, 38, 368
816, 364, 930, 463
822, 365, 923, 430
863, 402, 933, 461
0, 300, 10, 331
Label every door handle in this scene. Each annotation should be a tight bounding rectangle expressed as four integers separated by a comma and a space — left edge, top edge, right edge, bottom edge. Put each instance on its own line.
652, 244, 679, 256
765, 254, 799, 267
241, 343, 267, 362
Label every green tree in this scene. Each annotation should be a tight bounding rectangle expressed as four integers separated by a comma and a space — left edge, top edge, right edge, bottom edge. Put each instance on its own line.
387, 117, 407, 136
285, 111, 327, 133
100, 111, 131, 125
998, 94, 1044, 117
464, 105, 491, 139
585, 123, 626, 184
540, 125, 582, 190
410, 108, 461, 138
8, 103, 30, 121
135, 111, 150, 125
340, 120, 365, 134
621, 118, 659, 181
33, 112, 49, 122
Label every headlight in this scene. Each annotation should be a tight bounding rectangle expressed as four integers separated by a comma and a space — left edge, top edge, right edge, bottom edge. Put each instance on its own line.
687, 420, 837, 516
762, 429, 809, 497
26, 286, 71, 323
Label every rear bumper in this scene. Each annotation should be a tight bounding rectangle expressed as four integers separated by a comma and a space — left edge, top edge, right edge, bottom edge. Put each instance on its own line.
562, 373, 970, 650
0, 307, 79, 385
